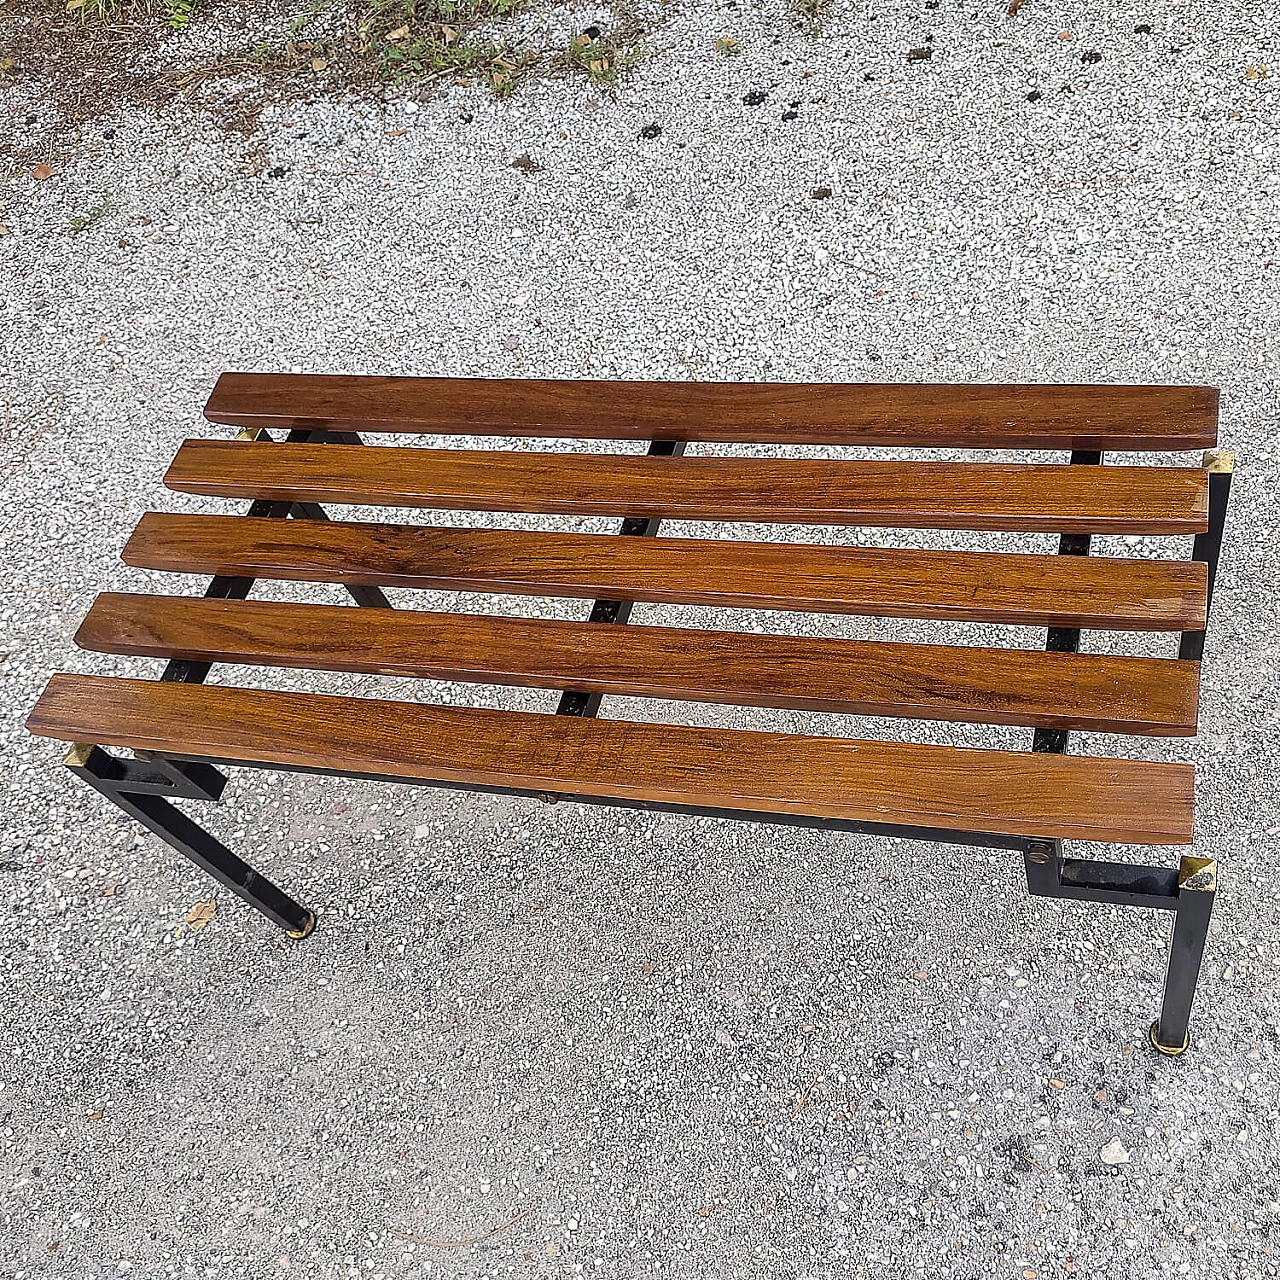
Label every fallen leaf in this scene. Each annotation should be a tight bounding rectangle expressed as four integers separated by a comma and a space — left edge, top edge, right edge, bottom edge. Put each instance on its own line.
440, 24, 456, 43
1049, 1078, 1066, 1089
1099, 1136, 1130, 1166
1245, 65, 1270, 80
511, 152, 543, 173
67, 0, 86, 9
1094, 1089, 1106, 1102
33, 163, 54, 181
1057, 30, 1073, 40
1006, 0, 1027, 14
386, 128, 408, 137
101, 886, 117, 897
311, 57, 328, 71
387, 25, 410, 40
88, 1110, 103, 1120
184, 898, 217, 931
697, 1206, 709, 1217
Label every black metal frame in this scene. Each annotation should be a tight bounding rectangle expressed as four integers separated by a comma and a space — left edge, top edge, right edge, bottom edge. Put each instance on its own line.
1022, 447, 1232, 1056
64, 434, 1234, 1055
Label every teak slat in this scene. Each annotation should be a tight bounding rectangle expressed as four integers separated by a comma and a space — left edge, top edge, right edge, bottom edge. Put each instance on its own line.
27, 675, 1197, 844
122, 513, 1209, 632
165, 441, 1210, 535
76, 593, 1202, 735
204, 374, 1220, 452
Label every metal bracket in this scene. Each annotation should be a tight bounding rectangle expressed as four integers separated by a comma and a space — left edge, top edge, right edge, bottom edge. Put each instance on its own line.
63, 742, 314, 937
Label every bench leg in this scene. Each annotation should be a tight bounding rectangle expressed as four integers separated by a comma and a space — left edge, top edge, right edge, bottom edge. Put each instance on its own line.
1025, 840, 1216, 1055
1150, 856, 1217, 1056
64, 744, 315, 938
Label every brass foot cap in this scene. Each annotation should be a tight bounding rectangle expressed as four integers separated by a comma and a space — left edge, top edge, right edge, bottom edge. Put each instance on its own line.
285, 910, 316, 940
1150, 1020, 1189, 1057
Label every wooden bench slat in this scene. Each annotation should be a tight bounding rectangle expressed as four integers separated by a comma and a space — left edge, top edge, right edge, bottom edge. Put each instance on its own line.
165, 441, 1211, 535
122, 513, 1209, 632
27, 674, 1197, 844
76, 593, 1201, 735
204, 374, 1219, 452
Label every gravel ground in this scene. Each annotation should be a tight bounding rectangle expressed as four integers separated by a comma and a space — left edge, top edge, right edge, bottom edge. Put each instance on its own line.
3, 0, 1280, 1276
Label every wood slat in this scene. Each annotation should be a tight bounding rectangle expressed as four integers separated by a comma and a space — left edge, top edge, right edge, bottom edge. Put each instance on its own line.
165, 441, 1211, 535
26, 675, 1197, 844
204, 373, 1220, 452
76, 594, 1202, 735
122, 513, 1209, 632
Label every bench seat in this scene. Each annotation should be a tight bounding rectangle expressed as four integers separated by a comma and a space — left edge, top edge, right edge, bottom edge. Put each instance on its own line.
25, 373, 1233, 1054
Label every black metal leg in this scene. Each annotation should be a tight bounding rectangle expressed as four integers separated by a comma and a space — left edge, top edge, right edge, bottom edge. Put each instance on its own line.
1150, 856, 1217, 1055
1024, 836, 1216, 1055
65, 744, 314, 938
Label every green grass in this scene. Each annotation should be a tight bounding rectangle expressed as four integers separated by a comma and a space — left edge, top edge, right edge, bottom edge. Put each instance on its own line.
59, 0, 648, 99
68, 190, 110, 233
64, 0, 202, 27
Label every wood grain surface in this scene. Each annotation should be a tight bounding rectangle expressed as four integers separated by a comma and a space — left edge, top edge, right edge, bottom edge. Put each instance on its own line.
122, 513, 1209, 631
76, 593, 1202, 734
165, 440, 1211, 534
27, 674, 1197, 843
203, 373, 1220, 451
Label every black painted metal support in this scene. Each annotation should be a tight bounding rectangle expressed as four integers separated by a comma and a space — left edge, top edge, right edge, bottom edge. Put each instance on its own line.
1032, 449, 1102, 755
555, 439, 688, 720
1179, 450, 1234, 661
64, 744, 314, 937
161, 426, 390, 686
1151, 856, 1217, 1054
1024, 837, 1216, 1054
1020, 448, 1217, 1053
68, 421, 396, 932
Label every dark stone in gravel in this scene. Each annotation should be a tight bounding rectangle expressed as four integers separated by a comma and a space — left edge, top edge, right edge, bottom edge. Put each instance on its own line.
743, 90, 768, 105
511, 152, 543, 173
1082, 50, 1103, 64
266, 166, 288, 178
639, 123, 662, 139
1027, 90, 1043, 102
1135, 23, 1152, 32
782, 111, 798, 121
811, 186, 833, 199
907, 47, 932, 61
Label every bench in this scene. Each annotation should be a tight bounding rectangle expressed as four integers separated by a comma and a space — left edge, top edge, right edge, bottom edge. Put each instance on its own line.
26, 375, 1232, 1056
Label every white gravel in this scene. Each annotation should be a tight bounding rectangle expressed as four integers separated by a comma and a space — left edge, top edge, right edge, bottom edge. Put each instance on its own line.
2, 1, 1279, 1276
